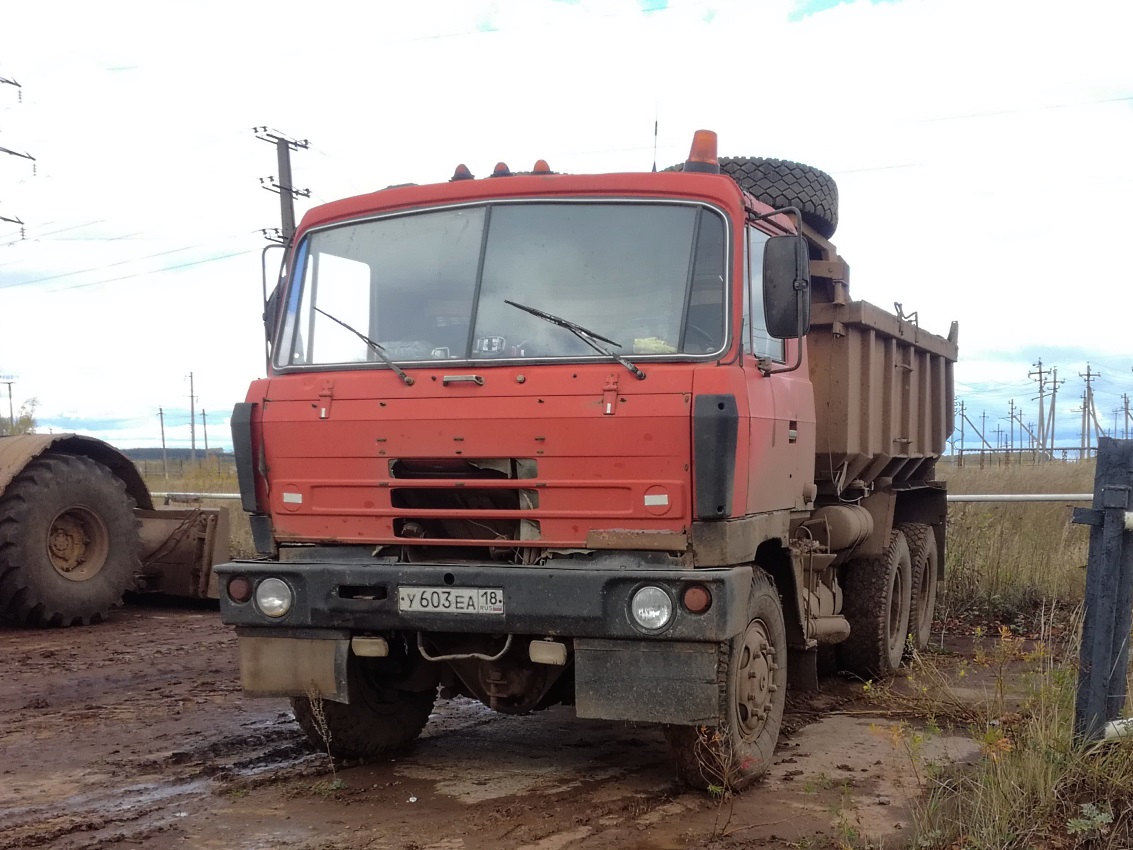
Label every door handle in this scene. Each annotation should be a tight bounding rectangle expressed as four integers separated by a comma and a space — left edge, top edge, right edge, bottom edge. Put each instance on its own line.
442, 375, 485, 386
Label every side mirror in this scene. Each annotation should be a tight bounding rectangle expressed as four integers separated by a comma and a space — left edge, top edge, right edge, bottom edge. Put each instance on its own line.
762, 235, 811, 339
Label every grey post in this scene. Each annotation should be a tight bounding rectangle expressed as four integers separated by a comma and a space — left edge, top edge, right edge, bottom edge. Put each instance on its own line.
1072, 437, 1133, 742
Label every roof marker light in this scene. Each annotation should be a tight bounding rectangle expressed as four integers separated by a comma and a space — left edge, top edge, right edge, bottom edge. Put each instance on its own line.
683, 129, 720, 173
491, 162, 512, 177
533, 159, 552, 173
451, 163, 474, 181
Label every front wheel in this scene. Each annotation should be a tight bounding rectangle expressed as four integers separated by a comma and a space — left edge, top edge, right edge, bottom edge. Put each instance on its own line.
664, 570, 788, 792
291, 655, 437, 760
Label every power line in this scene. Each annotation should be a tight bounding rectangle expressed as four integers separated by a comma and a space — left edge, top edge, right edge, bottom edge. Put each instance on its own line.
39, 248, 257, 294
0, 233, 255, 290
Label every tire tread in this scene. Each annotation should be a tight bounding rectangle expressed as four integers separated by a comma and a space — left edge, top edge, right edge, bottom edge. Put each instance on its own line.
839, 531, 912, 678
0, 453, 140, 627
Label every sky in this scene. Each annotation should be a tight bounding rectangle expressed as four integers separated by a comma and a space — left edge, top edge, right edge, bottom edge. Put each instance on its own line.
1, 0, 1131, 454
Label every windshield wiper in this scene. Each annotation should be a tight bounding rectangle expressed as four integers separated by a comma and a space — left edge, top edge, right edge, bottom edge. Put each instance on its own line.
504, 300, 646, 380
313, 307, 414, 385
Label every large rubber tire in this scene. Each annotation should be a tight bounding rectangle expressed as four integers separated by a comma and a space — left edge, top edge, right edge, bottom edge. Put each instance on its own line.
667, 156, 839, 238
839, 530, 912, 678
0, 454, 141, 627
897, 523, 938, 652
291, 656, 437, 760
664, 570, 788, 792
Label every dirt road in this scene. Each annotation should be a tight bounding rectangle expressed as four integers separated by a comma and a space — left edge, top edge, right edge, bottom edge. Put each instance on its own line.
0, 605, 978, 850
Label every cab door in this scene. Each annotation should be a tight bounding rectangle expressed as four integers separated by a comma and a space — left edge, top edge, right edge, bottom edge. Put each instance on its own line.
742, 227, 815, 514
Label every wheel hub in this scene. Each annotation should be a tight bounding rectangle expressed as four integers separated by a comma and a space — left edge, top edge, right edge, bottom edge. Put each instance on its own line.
736, 619, 778, 739
46, 508, 109, 581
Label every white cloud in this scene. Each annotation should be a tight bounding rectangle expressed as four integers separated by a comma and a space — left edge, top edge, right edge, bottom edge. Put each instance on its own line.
1, 0, 1131, 449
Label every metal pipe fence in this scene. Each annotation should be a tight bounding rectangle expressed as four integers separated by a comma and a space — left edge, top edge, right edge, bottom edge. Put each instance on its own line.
155, 492, 1097, 504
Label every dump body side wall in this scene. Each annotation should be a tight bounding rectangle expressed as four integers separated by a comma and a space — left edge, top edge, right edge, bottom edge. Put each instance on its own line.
807, 300, 957, 492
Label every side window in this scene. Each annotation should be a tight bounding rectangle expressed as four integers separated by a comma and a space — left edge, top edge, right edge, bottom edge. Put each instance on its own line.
680, 209, 726, 354
746, 228, 785, 362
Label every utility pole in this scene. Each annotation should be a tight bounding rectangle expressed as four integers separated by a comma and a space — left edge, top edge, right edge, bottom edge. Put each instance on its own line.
1008, 399, 1016, 453
186, 372, 197, 464
1047, 367, 1062, 457
1124, 393, 1131, 440
255, 127, 310, 243
1, 76, 35, 241
1015, 414, 1041, 462
962, 408, 993, 450
1078, 390, 1089, 460
1030, 359, 1048, 455
0, 377, 15, 433
1079, 363, 1097, 460
202, 409, 209, 453
157, 408, 169, 479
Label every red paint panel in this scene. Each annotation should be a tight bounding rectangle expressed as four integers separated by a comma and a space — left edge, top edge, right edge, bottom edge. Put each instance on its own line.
259, 363, 694, 547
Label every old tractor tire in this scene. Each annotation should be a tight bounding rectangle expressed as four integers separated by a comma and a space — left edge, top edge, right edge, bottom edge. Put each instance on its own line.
667, 156, 839, 238
896, 523, 938, 652
839, 530, 912, 679
291, 657, 437, 759
0, 454, 141, 627
664, 570, 788, 792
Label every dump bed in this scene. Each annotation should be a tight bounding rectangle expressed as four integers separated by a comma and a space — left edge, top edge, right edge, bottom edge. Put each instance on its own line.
807, 299, 957, 493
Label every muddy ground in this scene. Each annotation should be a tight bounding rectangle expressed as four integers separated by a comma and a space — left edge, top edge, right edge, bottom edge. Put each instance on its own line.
0, 604, 985, 850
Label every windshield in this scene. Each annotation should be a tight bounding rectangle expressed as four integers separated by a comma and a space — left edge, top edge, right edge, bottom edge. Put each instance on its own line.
276, 201, 728, 369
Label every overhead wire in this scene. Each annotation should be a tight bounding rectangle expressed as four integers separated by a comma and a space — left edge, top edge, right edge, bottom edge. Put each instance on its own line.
0, 231, 259, 290
41, 248, 258, 294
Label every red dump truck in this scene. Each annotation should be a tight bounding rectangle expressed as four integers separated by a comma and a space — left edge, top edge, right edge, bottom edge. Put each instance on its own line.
0, 435, 228, 626
216, 130, 957, 789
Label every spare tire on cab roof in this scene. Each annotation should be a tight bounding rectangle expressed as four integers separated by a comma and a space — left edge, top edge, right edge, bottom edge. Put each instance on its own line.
667, 156, 839, 239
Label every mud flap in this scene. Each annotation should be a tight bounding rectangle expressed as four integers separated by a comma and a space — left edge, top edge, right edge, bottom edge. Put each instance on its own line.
574, 638, 719, 725
237, 635, 350, 703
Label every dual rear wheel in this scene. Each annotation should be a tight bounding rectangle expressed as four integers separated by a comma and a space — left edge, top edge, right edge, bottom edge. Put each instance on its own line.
840, 523, 939, 678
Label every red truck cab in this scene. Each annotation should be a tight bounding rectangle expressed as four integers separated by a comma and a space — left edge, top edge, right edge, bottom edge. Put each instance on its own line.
218, 131, 952, 790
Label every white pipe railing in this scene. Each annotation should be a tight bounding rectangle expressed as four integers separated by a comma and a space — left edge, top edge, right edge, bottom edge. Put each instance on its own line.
154, 492, 1096, 504
947, 493, 1092, 503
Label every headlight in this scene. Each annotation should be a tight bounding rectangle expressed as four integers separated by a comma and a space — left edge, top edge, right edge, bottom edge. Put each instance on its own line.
630, 585, 673, 631
255, 577, 293, 618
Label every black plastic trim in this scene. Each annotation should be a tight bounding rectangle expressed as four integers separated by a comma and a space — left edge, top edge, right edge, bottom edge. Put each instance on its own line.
231, 402, 261, 514
215, 559, 752, 642
692, 394, 739, 520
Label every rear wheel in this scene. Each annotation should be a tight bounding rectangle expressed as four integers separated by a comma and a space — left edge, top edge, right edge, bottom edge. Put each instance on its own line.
897, 523, 938, 651
291, 654, 437, 759
0, 454, 140, 626
839, 531, 912, 678
664, 570, 787, 791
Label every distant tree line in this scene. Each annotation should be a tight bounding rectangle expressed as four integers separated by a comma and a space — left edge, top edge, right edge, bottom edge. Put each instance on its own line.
122, 447, 233, 462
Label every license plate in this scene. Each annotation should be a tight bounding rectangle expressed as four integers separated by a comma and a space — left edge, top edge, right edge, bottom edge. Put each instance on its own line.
397, 586, 505, 615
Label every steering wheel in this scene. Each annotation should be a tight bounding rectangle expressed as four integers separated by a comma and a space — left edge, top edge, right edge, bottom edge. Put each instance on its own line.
684, 324, 717, 353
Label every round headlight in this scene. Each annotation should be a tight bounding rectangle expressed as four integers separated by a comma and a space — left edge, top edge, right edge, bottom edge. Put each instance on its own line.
630, 585, 673, 631
255, 577, 293, 618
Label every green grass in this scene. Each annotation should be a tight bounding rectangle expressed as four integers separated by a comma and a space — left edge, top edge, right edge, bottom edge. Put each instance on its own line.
938, 460, 1094, 622
911, 620, 1133, 849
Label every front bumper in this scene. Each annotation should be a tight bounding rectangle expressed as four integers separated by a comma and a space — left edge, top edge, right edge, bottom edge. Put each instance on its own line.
215, 558, 752, 643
